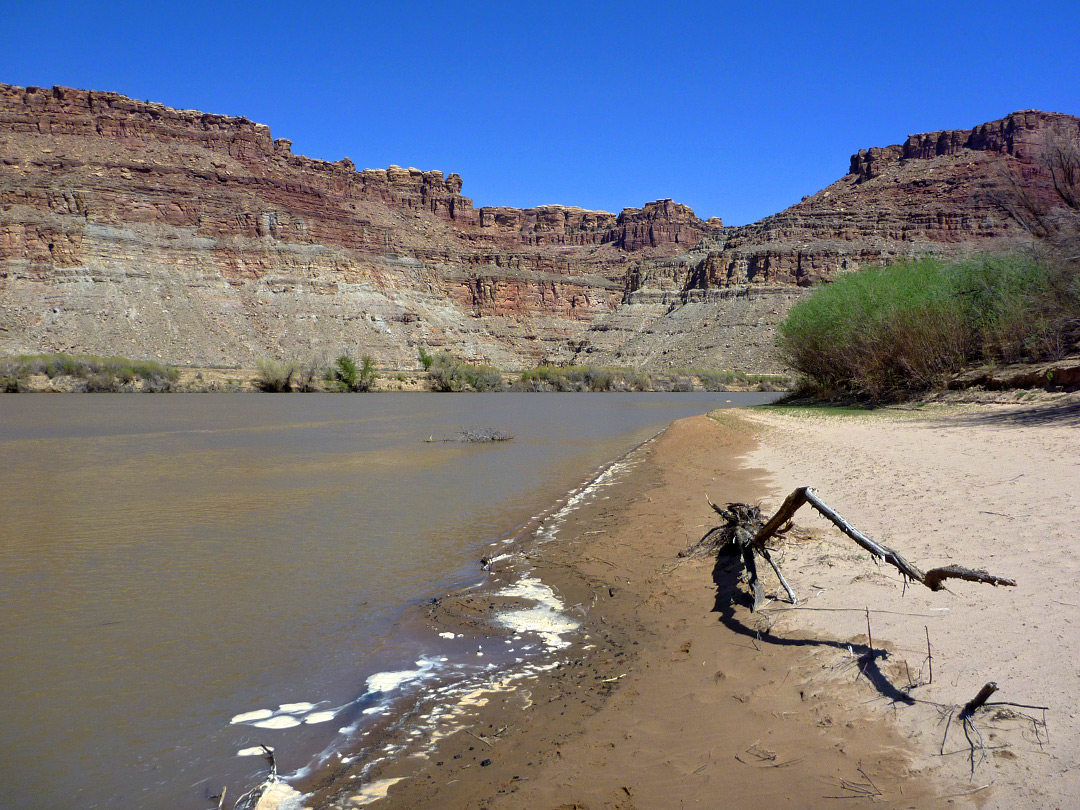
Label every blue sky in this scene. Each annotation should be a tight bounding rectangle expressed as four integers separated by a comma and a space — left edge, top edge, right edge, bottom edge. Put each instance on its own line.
3, 0, 1078, 225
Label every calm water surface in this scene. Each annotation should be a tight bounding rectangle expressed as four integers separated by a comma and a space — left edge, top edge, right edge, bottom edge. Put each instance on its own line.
0, 393, 776, 808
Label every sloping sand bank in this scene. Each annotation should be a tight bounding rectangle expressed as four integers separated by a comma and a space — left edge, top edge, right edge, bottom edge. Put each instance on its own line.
739, 397, 1080, 810
310, 397, 1079, 809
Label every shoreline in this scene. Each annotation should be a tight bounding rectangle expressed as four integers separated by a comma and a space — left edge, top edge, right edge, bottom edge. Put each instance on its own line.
4, 366, 786, 395
301, 405, 1033, 809
291, 430, 667, 807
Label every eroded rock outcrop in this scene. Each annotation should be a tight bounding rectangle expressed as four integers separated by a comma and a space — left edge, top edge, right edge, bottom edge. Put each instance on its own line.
609, 199, 707, 251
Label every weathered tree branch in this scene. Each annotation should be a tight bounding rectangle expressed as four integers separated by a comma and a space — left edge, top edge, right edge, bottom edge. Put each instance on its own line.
707, 486, 1016, 610
753, 487, 1016, 595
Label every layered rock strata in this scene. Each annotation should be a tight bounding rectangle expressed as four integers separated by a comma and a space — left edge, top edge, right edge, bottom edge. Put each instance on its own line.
687, 110, 1080, 291
1, 83, 1076, 372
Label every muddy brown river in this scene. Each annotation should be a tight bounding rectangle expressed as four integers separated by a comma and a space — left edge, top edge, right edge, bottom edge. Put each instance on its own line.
0, 392, 777, 808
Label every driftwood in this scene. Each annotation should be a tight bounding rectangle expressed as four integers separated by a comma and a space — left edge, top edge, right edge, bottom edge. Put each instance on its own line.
426, 427, 512, 443
939, 681, 1051, 775
706, 490, 1045, 776
708, 486, 1016, 610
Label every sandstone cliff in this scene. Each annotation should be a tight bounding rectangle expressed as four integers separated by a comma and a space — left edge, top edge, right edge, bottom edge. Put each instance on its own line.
685, 110, 1079, 291
1, 83, 1076, 372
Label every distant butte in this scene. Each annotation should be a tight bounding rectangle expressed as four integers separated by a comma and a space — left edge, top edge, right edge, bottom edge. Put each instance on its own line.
1, 83, 1076, 371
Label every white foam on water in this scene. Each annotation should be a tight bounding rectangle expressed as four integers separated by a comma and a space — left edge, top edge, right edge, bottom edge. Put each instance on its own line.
349, 776, 406, 805
237, 746, 273, 757
277, 449, 644, 789
365, 657, 439, 694
250, 781, 308, 810
253, 715, 302, 730
533, 459, 635, 544
492, 577, 579, 649
277, 702, 316, 714
230, 708, 274, 724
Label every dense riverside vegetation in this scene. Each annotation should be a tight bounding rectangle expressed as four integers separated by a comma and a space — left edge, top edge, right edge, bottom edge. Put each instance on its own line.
0, 353, 180, 392
513, 365, 787, 392
0, 352, 788, 394
777, 254, 1080, 401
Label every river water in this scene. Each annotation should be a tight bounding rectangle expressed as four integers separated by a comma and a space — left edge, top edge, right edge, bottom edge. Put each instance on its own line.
0, 392, 776, 809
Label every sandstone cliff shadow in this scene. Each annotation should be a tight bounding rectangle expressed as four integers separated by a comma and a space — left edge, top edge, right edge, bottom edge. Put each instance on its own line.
708, 550, 915, 705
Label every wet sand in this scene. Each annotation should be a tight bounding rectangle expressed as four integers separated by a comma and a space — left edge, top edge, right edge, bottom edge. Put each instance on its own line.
305, 397, 1079, 809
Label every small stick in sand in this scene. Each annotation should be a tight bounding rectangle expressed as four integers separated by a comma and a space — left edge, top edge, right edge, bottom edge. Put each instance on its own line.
467, 730, 495, 748
925, 626, 933, 685
865, 607, 874, 658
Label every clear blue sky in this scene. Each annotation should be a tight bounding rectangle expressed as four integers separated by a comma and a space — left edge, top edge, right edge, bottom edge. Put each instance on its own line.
4, 0, 1078, 225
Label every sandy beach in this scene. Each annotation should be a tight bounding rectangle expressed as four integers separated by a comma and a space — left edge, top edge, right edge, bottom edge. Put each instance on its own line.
306, 395, 1080, 810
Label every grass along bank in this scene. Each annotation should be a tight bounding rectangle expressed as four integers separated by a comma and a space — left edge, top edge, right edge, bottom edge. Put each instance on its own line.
0, 352, 792, 394
0, 353, 181, 392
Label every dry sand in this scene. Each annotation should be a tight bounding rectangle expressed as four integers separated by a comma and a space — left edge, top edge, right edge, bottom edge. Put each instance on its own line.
307, 395, 1080, 810
739, 396, 1080, 810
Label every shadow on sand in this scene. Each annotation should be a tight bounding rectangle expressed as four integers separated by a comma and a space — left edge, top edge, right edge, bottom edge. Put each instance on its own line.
710, 550, 915, 705
938, 397, 1080, 427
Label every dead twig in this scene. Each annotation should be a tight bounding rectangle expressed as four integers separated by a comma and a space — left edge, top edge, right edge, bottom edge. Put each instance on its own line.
233, 746, 277, 810
925, 626, 933, 685
467, 730, 495, 748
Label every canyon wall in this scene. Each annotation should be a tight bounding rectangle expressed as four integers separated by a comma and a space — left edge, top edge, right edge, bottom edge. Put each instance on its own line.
1, 84, 1076, 372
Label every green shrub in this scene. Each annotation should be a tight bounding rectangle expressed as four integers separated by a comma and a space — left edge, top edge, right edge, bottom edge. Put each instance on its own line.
332, 355, 359, 389
418, 346, 434, 370
428, 353, 504, 392
324, 354, 377, 391
84, 372, 122, 393
255, 359, 297, 392
516, 364, 654, 391
357, 355, 378, 391
777, 254, 1079, 401
0, 373, 23, 393
953, 254, 1056, 361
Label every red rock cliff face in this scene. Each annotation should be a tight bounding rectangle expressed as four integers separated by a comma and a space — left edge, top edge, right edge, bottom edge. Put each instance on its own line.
850, 110, 1077, 179
0, 83, 721, 368
0, 83, 1076, 371
691, 109, 1080, 290
609, 200, 708, 251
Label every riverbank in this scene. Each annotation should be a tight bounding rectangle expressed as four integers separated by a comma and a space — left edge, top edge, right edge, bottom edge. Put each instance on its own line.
0, 354, 789, 393
299, 395, 1080, 809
